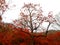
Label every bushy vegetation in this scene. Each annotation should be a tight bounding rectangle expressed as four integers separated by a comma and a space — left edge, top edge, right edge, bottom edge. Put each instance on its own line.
0, 22, 60, 45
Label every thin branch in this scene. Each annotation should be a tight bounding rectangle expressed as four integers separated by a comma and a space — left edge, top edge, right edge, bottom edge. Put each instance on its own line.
33, 22, 40, 30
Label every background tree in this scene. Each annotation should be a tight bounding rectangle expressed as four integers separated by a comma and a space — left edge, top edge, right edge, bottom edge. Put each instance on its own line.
44, 11, 56, 36
0, 0, 8, 21
14, 3, 44, 33
52, 12, 60, 30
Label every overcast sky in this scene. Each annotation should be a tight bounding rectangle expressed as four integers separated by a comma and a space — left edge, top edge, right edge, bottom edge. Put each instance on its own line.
2, 0, 60, 23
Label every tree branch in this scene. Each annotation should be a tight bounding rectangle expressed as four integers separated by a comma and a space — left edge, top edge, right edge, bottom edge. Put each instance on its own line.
33, 22, 40, 30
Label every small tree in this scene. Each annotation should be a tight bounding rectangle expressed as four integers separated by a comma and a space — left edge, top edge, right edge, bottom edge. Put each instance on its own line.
14, 3, 44, 33
44, 11, 56, 36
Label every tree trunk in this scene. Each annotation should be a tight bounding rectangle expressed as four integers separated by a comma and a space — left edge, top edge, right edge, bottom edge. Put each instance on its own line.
30, 33, 34, 45
45, 22, 51, 36
28, 8, 34, 45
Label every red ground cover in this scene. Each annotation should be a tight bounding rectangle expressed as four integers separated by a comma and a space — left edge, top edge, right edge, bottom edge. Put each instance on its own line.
0, 23, 60, 45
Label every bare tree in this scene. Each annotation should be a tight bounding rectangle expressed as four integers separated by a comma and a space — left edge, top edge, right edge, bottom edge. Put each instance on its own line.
14, 3, 44, 33
13, 3, 45, 45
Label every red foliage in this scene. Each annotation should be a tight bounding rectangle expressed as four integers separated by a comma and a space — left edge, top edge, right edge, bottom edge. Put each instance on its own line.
0, 23, 60, 45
